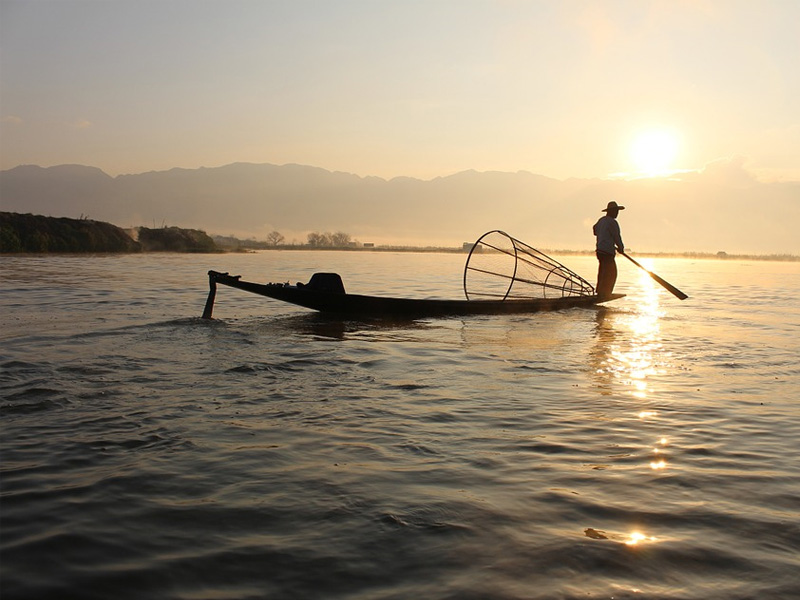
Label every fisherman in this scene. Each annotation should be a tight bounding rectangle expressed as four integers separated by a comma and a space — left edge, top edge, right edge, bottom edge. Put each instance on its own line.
593, 200, 625, 299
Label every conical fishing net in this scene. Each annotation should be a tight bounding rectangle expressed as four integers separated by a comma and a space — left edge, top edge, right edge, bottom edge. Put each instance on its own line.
463, 230, 595, 300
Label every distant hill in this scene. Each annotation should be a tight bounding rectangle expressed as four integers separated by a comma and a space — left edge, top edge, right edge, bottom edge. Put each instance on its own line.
1, 161, 798, 254
0, 212, 140, 253
136, 226, 219, 253
0, 212, 219, 253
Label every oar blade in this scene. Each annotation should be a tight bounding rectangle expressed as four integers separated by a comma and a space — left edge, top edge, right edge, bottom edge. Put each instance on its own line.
647, 271, 688, 300
620, 252, 688, 300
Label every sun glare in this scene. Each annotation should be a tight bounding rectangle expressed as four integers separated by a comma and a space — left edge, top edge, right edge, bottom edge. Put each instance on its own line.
630, 130, 679, 176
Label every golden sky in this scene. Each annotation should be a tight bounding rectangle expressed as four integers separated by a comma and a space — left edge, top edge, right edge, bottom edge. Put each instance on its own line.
1, 0, 798, 182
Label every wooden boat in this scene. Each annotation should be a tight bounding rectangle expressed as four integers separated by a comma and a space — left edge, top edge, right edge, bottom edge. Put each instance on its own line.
201, 231, 627, 319
201, 270, 623, 319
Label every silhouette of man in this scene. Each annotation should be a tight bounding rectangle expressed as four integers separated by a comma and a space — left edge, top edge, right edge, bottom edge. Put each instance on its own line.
593, 201, 625, 299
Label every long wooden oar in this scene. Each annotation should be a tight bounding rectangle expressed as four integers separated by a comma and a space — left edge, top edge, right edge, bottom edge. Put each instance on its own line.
620, 251, 688, 300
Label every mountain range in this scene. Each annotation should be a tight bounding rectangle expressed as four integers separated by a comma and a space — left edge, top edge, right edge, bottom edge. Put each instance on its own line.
1, 161, 798, 254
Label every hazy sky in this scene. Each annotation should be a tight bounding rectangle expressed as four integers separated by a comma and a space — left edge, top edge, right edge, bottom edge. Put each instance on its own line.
2, 0, 798, 181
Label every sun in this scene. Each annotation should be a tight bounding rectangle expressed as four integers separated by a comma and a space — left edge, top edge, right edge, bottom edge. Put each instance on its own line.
630, 129, 679, 176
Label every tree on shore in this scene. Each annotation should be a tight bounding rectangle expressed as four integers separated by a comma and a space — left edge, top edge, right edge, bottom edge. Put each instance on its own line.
307, 232, 330, 247
330, 231, 351, 247
307, 231, 352, 247
266, 231, 285, 246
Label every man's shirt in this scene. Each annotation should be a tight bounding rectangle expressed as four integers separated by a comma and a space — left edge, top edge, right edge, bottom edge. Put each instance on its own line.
593, 215, 623, 255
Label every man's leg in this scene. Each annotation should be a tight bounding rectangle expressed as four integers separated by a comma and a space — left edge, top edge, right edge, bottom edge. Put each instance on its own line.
596, 253, 617, 298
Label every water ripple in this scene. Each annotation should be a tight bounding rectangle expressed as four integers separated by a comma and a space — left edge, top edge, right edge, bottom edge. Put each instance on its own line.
1, 253, 799, 599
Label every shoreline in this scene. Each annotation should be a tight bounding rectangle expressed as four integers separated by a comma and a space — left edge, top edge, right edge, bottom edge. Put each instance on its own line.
2, 247, 797, 262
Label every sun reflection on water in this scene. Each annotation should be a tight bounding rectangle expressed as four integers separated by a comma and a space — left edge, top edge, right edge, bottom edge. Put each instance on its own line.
625, 531, 658, 546
592, 266, 667, 399
583, 528, 660, 546
619, 272, 666, 398
650, 437, 669, 470
585, 265, 673, 557
591, 267, 675, 477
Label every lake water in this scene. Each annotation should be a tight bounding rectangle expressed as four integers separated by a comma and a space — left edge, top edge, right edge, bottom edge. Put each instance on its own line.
1, 251, 799, 600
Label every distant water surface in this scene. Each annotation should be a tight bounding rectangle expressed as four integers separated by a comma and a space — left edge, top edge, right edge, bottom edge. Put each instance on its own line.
1, 251, 799, 600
